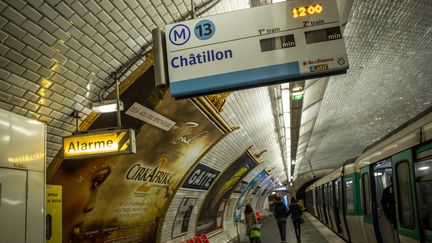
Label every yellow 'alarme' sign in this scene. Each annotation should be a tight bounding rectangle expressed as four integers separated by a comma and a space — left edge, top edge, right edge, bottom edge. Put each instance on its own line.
63, 129, 136, 159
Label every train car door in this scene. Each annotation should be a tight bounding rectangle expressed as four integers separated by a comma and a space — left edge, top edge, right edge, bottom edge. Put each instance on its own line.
328, 182, 335, 230
413, 142, 432, 242
392, 149, 421, 243
332, 180, 342, 234
360, 166, 377, 243
316, 188, 322, 220
373, 159, 399, 243
323, 184, 329, 225
337, 177, 351, 241
0, 167, 27, 243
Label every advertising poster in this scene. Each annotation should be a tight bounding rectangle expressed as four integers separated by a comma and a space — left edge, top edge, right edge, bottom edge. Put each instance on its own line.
252, 186, 261, 195
216, 199, 228, 228
254, 177, 272, 210
225, 197, 238, 222
50, 67, 224, 243
233, 171, 267, 221
172, 197, 198, 238
196, 153, 258, 235
181, 163, 220, 191
233, 180, 249, 194
46, 185, 62, 243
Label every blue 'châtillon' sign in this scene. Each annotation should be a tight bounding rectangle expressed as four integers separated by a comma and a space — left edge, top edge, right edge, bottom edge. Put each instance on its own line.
165, 0, 349, 98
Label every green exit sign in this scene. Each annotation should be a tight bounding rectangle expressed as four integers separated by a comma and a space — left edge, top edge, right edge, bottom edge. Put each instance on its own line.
292, 93, 304, 101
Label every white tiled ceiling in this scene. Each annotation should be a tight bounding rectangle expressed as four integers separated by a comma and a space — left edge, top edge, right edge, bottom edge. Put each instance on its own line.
220, 87, 284, 181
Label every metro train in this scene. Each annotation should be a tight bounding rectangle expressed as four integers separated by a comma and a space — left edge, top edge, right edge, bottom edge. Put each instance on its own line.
305, 108, 432, 243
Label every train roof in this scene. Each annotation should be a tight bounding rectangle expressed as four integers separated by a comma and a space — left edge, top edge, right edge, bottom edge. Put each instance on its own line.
306, 158, 357, 191
356, 106, 432, 169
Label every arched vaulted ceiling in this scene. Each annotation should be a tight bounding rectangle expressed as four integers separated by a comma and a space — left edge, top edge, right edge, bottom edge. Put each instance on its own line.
292, 0, 432, 188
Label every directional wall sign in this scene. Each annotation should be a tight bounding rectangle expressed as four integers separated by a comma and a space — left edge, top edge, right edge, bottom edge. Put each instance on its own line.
165, 0, 348, 98
63, 129, 136, 159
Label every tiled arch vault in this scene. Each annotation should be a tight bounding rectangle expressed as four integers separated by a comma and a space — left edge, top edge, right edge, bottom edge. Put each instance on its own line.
0, 0, 250, 165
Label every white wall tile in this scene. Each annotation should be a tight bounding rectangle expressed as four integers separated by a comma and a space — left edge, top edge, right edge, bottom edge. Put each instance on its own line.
3, 7, 26, 25
55, 2, 74, 18
5, 61, 25, 75
3, 22, 26, 39
5, 49, 26, 64
38, 3, 59, 20
8, 85, 26, 97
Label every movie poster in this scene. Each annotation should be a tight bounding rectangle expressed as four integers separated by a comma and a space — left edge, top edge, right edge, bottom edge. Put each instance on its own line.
196, 153, 258, 235
233, 171, 267, 221
172, 197, 197, 238
50, 67, 225, 243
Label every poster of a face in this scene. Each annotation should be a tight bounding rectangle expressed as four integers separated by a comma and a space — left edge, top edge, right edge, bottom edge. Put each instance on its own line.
51, 68, 225, 243
196, 153, 257, 235
172, 197, 198, 238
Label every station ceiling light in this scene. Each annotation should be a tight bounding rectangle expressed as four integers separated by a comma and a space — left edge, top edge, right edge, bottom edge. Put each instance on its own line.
92, 100, 124, 113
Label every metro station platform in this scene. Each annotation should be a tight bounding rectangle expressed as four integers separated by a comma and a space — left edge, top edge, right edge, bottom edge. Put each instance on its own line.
239, 213, 345, 243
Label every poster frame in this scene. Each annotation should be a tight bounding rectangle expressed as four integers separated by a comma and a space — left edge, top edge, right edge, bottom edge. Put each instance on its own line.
195, 149, 260, 237
171, 197, 198, 238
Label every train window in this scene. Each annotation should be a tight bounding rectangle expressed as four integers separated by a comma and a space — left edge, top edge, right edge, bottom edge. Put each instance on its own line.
315, 188, 320, 218
345, 177, 354, 210
338, 180, 342, 209
334, 180, 339, 208
361, 173, 371, 216
396, 161, 414, 229
324, 185, 327, 205
329, 183, 333, 208
415, 158, 432, 231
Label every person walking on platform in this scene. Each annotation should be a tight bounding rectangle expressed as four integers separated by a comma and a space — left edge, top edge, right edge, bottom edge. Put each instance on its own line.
273, 195, 289, 243
289, 197, 303, 242
245, 204, 261, 243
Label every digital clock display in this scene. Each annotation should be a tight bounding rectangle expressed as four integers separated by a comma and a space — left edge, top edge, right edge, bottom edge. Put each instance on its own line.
292, 4, 323, 18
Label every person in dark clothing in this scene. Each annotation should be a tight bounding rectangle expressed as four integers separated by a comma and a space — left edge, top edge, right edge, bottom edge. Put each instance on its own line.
289, 197, 303, 242
273, 195, 288, 243
381, 182, 397, 229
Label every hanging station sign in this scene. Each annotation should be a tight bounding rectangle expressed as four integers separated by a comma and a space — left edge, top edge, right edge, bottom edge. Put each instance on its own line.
164, 0, 348, 98
63, 129, 136, 159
